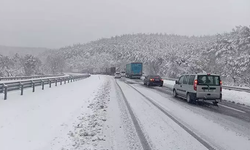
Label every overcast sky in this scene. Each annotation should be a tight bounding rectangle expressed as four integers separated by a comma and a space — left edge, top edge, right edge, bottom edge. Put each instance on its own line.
0, 0, 249, 48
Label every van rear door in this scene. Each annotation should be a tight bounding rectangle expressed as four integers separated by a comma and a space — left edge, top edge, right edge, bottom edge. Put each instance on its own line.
196, 75, 221, 99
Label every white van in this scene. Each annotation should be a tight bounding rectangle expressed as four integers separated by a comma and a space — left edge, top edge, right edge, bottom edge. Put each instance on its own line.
173, 73, 222, 105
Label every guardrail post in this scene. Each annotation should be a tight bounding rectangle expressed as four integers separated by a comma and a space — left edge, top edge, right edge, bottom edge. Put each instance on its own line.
55, 80, 58, 86
71, 77, 73, 82
68, 78, 70, 83
3, 84, 7, 100
60, 79, 62, 85
49, 80, 51, 88
32, 81, 35, 92
64, 78, 66, 84
20, 83, 24, 95
42, 81, 44, 90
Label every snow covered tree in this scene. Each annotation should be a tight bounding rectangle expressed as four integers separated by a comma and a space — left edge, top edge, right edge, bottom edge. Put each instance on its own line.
44, 55, 65, 74
0, 55, 14, 77
22, 54, 42, 76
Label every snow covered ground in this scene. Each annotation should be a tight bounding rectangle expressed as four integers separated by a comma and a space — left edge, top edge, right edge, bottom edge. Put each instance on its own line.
163, 79, 175, 89
164, 79, 250, 107
222, 90, 250, 106
0, 75, 142, 150
0, 75, 107, 150
1, 75, 250, 150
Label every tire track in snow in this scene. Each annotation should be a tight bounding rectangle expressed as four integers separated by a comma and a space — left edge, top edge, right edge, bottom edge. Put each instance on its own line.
115, 80, 152, 150
126, 83, 216, 150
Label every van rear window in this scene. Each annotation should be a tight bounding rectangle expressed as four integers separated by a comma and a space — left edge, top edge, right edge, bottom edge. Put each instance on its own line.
197, 75, 220, 86
188, 75, 195, 85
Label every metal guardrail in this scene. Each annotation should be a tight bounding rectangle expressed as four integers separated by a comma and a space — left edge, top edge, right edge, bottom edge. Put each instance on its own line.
162, 77, 250, 93
222, 85, 250, 93
0, 74, 64, 81
0, 74, 90, 100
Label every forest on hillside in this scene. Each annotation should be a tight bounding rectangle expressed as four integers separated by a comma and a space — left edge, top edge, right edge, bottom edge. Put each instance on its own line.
1, 26, 249, 86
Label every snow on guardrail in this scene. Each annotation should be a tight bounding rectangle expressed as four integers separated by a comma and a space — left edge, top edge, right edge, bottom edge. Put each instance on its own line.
0, 74, 90, 100
0, 74, 64, 81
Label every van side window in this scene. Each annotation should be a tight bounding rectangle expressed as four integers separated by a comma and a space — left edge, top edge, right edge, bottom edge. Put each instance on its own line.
183, 75, 189, 84
179, 76, 184, 84
188, 75, 195, 85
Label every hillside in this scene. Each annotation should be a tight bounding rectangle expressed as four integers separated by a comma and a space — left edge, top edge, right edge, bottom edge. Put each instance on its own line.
55, 34, 216, 76
43, 26, 249, 86
1, 26, 249, 86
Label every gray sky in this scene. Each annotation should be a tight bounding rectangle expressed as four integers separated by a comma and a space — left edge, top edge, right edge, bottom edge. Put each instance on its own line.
0, 0, 249, 48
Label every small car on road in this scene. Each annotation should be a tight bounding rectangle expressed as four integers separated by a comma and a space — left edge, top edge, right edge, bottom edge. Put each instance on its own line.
121, 71, 126, 77
143, 75, 163, 87
114, 72, 122, 78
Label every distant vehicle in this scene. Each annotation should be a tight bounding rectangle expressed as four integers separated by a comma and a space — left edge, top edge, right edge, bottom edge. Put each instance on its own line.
106, 67, 116, 75
114, 72, 121, 78
144, 75, 163, 87
110, 67, 116, 75
126, 62, 143, 79
121, 71, 126, 77
173, 73, 222, 105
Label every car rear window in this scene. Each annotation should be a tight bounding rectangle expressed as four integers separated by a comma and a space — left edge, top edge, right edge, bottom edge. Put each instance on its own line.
197, 75, 220, 86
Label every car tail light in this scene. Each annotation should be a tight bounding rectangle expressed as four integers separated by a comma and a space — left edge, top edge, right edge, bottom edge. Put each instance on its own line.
220, 80, 222, 92
160, 79, 163, 81
150, 78, 154, 81
194, 79, 197, 91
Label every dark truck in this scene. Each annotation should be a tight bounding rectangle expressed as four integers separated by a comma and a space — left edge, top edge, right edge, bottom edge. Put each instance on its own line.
126, 62, 143, 79
110, 67, 116, 75
106, 67, 116, 75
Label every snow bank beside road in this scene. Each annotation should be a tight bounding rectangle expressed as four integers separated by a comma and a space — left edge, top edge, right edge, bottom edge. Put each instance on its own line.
222, 89, 250, 106
0, 75, 106, 150
62, 78, 112, 149
163, 80, 175, 89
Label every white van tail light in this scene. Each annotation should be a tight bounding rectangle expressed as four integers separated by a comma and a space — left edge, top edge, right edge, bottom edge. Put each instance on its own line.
194, 79, 197, 91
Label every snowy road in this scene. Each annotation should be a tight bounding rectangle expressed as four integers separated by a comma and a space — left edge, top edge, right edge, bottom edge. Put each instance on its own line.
127, 78, 250, 123
0, 75, 250, 150
120, 78, 250, 150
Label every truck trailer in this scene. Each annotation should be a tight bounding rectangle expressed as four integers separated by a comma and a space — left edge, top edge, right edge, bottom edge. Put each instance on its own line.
106, 67, 116, 75
126, 62, 143, 79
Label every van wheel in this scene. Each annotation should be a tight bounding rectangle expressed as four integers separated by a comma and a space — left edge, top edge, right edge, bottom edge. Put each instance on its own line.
173, 89, 177, 98
187, 93, 192, 103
